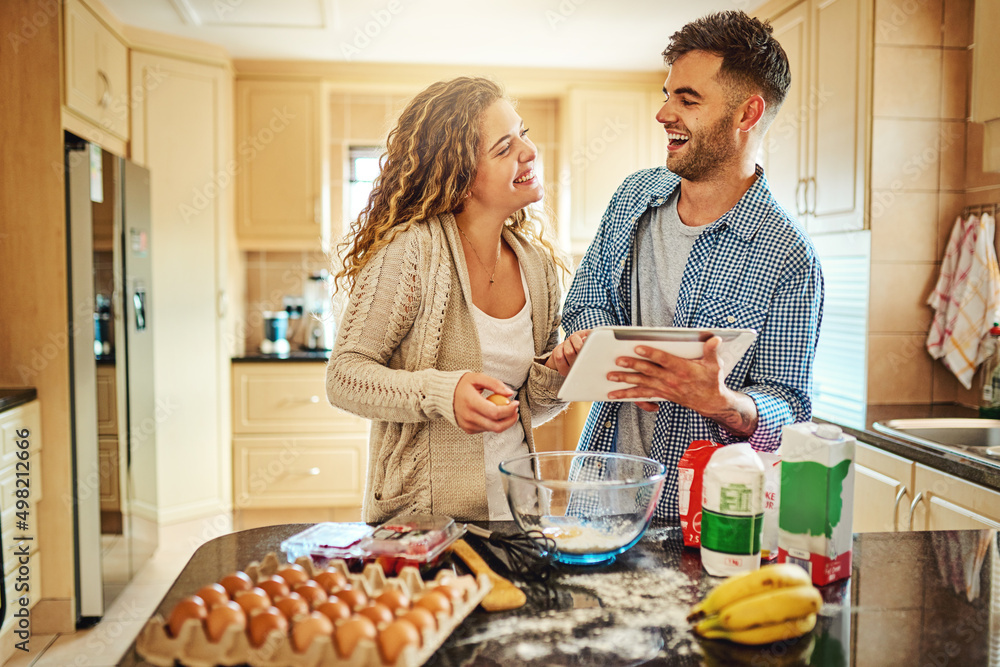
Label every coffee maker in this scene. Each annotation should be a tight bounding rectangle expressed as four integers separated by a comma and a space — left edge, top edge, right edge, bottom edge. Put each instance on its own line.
303, 271, 335, 351
260, 311, 291, 355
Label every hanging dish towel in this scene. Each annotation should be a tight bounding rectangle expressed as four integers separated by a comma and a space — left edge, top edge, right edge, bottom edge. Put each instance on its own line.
926, 212, 1000, 389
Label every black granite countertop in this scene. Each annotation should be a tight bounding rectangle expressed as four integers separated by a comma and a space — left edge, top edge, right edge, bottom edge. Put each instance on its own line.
0, 387, 37, 413
232, 350, 330, 362
817, 403, 1000, 494
118, 523, 998, 666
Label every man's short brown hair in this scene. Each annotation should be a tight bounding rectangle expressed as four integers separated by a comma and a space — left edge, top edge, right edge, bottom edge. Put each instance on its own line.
663, 11, 791, 120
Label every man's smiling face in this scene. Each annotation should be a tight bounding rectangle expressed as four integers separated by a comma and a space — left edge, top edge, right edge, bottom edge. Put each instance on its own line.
656, 51, 743, 182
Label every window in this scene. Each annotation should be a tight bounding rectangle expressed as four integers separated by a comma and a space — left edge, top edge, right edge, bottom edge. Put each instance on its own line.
348, 146, 382, 223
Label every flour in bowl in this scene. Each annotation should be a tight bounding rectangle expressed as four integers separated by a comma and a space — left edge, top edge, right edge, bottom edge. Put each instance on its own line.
538, 516, 637, 554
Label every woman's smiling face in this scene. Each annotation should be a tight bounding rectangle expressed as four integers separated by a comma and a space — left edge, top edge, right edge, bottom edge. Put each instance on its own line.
466, 99, 543, 218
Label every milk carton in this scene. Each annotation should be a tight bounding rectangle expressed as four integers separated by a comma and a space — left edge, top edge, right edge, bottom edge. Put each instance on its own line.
777, 422, 855, 586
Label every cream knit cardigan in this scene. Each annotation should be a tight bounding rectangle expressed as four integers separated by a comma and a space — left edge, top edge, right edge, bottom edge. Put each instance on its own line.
326, 213, 567, 522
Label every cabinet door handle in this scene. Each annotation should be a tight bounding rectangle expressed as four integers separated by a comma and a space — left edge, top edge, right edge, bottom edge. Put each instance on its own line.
908, 492, 925, 531
807, 176, 817, 216
314, 196, 321, 224
892, 486, 910, 531
794, 179, 806, 216
97, 69, 111, 108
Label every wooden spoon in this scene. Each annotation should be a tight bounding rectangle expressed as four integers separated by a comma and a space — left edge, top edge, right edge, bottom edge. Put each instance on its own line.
450, 538, 526, 612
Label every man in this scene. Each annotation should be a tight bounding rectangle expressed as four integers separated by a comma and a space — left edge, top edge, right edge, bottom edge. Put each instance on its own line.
562, 11, 824, 521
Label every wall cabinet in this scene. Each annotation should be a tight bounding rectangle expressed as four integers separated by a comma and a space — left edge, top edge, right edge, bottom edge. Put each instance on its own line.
759, 0, 870, 233
565, 86, 666, 255
63, 0, 129, 141
0, 401, 43, 661
235, 80, 326, 250
854, 441, 1000, 532
232, 363, 367, 510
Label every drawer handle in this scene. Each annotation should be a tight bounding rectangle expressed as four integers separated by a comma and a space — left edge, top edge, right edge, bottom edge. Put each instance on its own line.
892, 486, 909, 531
908, 492, 925, 531
309, 396, 320, 403
296, 467, 321, 476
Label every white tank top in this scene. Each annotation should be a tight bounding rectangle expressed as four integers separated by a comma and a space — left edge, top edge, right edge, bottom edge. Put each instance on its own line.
471, 263, 533, 520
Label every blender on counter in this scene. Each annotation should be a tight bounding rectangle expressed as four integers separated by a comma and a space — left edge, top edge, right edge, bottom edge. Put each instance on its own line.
303, 271, 335, 351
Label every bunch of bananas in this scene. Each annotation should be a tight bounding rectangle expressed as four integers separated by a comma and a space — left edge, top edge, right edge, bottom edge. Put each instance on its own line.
688, 563, 822, 645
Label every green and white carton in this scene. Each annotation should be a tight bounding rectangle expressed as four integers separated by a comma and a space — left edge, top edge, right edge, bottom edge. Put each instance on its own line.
777, 422, 855, 586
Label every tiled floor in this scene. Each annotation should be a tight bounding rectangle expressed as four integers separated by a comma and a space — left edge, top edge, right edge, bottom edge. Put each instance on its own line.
4, 512, 237, 667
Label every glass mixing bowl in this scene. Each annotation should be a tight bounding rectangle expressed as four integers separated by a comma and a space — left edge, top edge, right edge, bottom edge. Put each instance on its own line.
499, 451, 667, 565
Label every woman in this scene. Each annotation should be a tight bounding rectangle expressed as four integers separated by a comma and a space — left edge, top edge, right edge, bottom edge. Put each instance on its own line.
327, 77, 586, 522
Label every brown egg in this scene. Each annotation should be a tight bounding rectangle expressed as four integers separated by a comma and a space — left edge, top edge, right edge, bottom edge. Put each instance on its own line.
291, 611, 334, 653
257, 575, 291, 602
377, 618, 422, 663
333, 615, 377, 659
218, 571, 254, 598
274, 592, 310, 621
487, 393, 511, 406
205, 601, 246, 643
357, 602, 394, 628
333, 586, 368, 610
316, 599, 352, 625
196, 583, 230, 609
167, 596, 208, 638
433, 582, 466, 605
314, 569, 348, 594
234, 587, 271, 616
276, 564, 310, 588
439, 575, 477, 600
374, 587, 411, 613
413, 589, 452, 617
293, 580, 329, 609
248, 607, 289, 649
400, 607, 437, 634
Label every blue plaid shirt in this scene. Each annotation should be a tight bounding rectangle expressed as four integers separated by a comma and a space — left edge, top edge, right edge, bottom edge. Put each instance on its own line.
563, 165, 824, 521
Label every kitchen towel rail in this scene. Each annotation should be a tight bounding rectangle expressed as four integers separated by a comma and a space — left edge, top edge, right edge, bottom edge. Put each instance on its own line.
962, 202, 999, 218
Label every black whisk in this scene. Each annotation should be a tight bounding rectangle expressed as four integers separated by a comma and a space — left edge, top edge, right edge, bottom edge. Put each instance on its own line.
465, 524, 559, 581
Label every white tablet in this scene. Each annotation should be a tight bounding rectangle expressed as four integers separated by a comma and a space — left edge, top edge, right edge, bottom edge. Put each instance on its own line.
556, 326, 757, 403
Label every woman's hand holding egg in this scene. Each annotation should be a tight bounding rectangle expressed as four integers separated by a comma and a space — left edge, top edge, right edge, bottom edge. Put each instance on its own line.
453, 373, 518, 434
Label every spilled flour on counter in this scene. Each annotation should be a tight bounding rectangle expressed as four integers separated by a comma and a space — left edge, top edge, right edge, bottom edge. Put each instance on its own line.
453, 539, 704, 665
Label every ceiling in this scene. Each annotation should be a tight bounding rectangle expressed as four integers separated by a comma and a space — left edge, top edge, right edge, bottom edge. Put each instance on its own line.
101, 0, 765, 71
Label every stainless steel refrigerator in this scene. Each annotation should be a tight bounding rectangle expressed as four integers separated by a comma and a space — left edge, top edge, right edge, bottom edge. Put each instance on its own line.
65, 135, 159, 625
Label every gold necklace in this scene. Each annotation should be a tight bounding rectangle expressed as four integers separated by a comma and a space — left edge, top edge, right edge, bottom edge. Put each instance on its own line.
458, 226, 502, 287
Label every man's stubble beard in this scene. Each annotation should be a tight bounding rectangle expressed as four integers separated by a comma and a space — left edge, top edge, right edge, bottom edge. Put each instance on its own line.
666, 111, 740, 182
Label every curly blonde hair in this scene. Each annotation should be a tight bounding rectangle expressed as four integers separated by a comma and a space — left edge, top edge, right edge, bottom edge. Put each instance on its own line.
334, 76, 567, 294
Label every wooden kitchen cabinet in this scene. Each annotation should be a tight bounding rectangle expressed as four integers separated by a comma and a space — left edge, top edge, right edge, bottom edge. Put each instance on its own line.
855, 440, 1000, 532
854, 441, 914, 532
232, 363, 367, 510
565, 86, 662, 255
63, 0, 129, 141
758, 0, 871, 233
235, 80, 326, 250
908, 464, 1000, 531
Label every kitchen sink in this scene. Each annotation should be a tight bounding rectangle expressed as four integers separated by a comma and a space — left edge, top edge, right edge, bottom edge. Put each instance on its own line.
872, 418, 1000, 468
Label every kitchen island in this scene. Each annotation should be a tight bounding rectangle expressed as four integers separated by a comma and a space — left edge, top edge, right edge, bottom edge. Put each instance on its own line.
117, 522, 997, 666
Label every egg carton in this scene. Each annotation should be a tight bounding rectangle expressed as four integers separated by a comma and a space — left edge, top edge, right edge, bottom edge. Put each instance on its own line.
135, 551, 492, 667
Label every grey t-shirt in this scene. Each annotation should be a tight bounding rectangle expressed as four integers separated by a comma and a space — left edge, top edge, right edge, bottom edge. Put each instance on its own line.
617, 190, 709, 458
